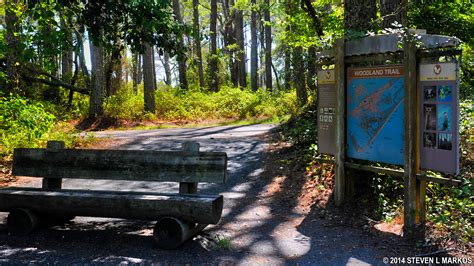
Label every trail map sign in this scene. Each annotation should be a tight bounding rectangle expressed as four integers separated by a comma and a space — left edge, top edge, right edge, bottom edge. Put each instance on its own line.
419, 63, 459, 174
347, 66, 405, 165
317, 69, 336, 155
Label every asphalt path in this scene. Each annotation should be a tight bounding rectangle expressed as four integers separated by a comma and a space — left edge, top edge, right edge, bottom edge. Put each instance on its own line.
0, 124, 395, 265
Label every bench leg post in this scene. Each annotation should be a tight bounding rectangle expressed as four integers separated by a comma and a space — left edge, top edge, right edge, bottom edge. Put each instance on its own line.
179, 142, 199, 194
42, 141, 65, 190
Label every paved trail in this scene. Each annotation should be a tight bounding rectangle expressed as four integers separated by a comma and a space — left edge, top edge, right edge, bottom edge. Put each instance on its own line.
0, 124, 397, 265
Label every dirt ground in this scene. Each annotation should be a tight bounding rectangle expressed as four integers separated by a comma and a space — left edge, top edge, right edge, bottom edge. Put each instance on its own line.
0, 124, 470, 264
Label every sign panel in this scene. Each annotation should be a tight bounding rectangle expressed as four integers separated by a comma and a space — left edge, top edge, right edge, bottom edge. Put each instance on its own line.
419, 63, 459, 174
317, 69, 336, 155
347, 66, 405, 165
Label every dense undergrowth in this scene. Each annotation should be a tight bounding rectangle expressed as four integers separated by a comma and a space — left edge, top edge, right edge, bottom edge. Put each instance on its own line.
0, 84, 297, 158
280, 98, 473, 250
103, 84, 297, 121
0, 95, 94, 158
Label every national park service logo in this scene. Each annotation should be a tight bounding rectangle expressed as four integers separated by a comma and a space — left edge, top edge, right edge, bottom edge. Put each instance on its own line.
325, 70, 331, 80
433, 64, 442, 75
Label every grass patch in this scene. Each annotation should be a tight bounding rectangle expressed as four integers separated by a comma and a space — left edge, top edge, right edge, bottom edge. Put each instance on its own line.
216, 237, 232, 250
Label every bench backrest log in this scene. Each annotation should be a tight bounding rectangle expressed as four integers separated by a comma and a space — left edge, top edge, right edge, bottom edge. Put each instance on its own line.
12, 141, 227, 185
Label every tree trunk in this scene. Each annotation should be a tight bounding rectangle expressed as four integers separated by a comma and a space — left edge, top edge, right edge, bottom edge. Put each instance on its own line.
5, 0, 21, 94
235, 8, 246, 88
143, 45, 155, 113
250, 0, 258, 91
193, 0, 205, 88
172, 0, 188, 90
264, 0, 272, 91
110, 56, 123, 95
152, 46, 157, 90
307, 45, 317, 92
259, 18, 266, 88
132, 53, 139, 93
208, 0, 219, 91
60, 17, 73, 104
88, 41, 105, 118
104, 55, 114, 97
380, 0, 407, 28
77, 28, 90, 88
61, 18, 73, 85
137, 55, 143, 84
163, 52, 172, 86
344, 0, 377, 34
293, 46, 307, 105
284, 45, 291, 90
222, 0, 238, 87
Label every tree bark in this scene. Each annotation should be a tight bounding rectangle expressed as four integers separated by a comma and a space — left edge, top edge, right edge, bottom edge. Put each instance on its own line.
259, 18, 266, 88
284, 45, 291, 90
137, 55, 143, 85
293, 46, 307, 105
208, 0, 219, 91
380, 0, 407, 28
172, 0, 188, 90
76, 28, 90, 88
61, 18, 73, 85
344, 0, 377, 34
235, 8, 246, 88
60, 16, 73, 104
152, 46, 157, 90
143, 45, 155, 113
222, 0, 238, 87
264, 0, 272, 91
193, 0, 205, 88
163, 52, 172, 86
132, 53, 139, 93
89, 41, 105, 118
5, 0, 21, 94
250, 0, 258, 91
307, 45, 317, 92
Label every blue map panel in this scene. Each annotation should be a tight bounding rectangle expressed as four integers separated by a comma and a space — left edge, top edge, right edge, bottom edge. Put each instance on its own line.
347, 66, 405, 166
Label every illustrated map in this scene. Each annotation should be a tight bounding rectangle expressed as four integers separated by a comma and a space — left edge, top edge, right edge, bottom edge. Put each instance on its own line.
347, 67, 405, 165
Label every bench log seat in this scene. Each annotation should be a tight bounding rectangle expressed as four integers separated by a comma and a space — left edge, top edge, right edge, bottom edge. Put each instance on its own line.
0, 141, 227, 249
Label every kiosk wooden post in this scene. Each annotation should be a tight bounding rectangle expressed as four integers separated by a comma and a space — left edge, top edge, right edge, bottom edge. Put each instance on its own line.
334, 39, 346, 206
403, 35, 425, 237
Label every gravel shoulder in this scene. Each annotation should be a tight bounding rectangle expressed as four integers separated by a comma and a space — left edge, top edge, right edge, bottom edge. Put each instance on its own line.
0, 124, 413, 265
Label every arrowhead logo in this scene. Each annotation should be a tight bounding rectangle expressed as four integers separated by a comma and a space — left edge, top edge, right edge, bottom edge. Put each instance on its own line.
326, 71, 331, 80
434, 64, 442, 75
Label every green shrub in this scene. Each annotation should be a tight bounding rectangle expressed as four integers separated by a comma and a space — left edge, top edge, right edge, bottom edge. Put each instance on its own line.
104, 83, 145, 120
154, 86, 297, 121
0, 95, 55, 156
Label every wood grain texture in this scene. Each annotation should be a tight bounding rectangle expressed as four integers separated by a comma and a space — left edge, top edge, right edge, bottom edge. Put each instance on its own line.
0, 188, 223, 224
13, 148, 227, 183
334, 39, 346, 207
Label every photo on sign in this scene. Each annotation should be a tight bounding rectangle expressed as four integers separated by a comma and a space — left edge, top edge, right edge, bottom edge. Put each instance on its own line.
437, 104, 452, 131
423, 132, 436, 148
438, 133, 453, 150
438, 85, 453, 102
423, 104, 437, 131
424, 86, 437, 101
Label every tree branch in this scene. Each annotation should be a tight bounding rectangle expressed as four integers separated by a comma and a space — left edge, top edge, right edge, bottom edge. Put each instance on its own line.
301, 0, 324, 37
21, 66, 90, 95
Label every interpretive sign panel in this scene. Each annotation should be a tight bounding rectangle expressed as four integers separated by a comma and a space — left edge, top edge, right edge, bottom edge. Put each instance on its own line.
347, 66, 405, 165
419, 63, 459, 174
317, 69, 336, 155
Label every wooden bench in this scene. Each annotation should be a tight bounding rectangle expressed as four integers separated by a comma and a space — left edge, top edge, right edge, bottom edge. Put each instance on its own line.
0, 140, 227, 249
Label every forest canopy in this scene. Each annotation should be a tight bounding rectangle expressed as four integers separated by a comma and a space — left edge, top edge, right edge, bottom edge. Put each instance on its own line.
0, 0, 472, 116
